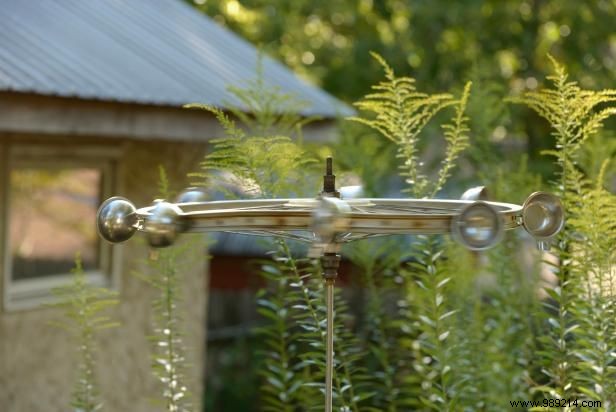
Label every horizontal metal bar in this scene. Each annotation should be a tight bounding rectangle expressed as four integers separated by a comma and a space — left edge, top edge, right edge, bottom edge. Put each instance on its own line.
134, 198, 523, 237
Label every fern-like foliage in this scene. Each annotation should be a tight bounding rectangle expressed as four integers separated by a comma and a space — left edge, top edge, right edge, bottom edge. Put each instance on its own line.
188, 62, 376, 410
254, 243, 308, 412
260, 239, 373, 411
345, 238, 414, 411
133, 167, 206, 412
431, 82, 472, 197
350, 52, 471, 198
568, 162, 616, 408
402, 236, 459, 410
224, 58, 319, 138
185, 58, 320, 198
50, 253, 119, 412
511, 56, 616, 406
138, 244, 195, 412
185, 106, 318, 198
508, 55, 616, 204
345, 54, 477, 411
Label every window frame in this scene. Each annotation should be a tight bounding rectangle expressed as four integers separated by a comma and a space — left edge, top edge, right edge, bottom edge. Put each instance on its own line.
1, 144, 123, 311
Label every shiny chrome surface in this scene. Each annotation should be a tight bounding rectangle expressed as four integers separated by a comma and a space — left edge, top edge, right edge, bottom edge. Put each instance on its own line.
311, 197, 352, 243
94, 155, 563, 412
96, 197, 138, 243
176, 187, 208, 204
522, 192, 565, 239
96, 193, 565, 251
131, 198, 523, 241
145, 201, 183, 248
325, 279, 334, 412
461, 186, 489, 201
452, 201, 503, 250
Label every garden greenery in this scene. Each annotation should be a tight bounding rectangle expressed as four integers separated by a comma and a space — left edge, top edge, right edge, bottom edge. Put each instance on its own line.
510, 57, 616, 408
50, 253, 119, 412
193, 54, 615, 411
55, 54, 615, 412
350, 52, 472, 198
188, 69, 374, 411
132, 166, 204, 412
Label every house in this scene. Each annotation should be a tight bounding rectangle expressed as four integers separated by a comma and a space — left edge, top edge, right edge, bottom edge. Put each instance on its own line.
0, 1, 348, 411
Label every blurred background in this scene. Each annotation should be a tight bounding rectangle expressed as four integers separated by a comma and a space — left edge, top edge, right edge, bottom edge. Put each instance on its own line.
188, 1, 615, 410
0, 1, 614, 411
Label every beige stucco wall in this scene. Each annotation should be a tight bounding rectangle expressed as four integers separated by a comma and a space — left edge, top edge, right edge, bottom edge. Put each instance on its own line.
0, 93, 339, 412
0, 137, 209, 412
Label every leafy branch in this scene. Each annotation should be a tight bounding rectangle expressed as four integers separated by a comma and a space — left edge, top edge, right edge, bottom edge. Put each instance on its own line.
510, 56, 616, 405
350, 52, 471, 198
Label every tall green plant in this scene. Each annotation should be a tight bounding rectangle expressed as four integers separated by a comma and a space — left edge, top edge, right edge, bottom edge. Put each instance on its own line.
349, 53, 473, 410
186, 56, 319, 198
350, 52, 471, 198
133, 166, 205, 412
189, 65, 376, 410
257, 239, 371, 411
345, 238, 415, 411
138, 244, 195, 412
50, 253, 119, 412
569, 162, 616, 408
510, 56, 616, 406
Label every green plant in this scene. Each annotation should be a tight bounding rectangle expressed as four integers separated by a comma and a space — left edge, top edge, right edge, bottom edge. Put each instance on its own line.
185, 105, 317, 198
345, 238, 414, 411
511, 56, 616, 408
191, 53, 615, 412
350, 52, 471, 198
569, 162, 616, 408
132, 166, 207, 412
50, 253, 119, 412
138, 244, 195, 412
347, 53, 475, 411
189, 63, 382, 410
186, 56, 320, 199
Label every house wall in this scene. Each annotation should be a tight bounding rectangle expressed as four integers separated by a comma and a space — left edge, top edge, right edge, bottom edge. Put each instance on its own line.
0, 133, 210, 412
0, 93, 339, 144
0, 94, 340, 412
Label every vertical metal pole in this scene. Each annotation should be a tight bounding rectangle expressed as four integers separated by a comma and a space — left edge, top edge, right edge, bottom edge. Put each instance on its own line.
325, 278, 335, 412
322, 157, 340, 199
321, 253, 340, 412
320, 157, 340, 412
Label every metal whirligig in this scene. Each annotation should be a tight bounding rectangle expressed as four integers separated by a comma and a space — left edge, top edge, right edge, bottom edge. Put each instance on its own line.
96, 157, 564, 412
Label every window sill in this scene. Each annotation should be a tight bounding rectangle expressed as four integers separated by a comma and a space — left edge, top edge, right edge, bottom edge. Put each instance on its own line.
4, 271, 110, 311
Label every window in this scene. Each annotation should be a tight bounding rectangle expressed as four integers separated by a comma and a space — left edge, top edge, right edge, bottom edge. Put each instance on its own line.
1, 145, 121, 310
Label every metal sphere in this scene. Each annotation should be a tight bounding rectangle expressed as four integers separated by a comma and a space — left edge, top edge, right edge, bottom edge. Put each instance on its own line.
145, 201, 183, 248
452, 201, 503, 251
522, 192, 564, 240
176, 187, 208, 203
311, 197, 351, 243
97, 197, 138, 243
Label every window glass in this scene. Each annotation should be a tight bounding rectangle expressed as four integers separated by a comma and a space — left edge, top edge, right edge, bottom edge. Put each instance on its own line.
9, 167, 102, 280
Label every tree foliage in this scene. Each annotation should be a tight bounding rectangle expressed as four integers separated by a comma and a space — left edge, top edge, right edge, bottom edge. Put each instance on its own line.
189, 0, 616, 100
189, 0, 616, 183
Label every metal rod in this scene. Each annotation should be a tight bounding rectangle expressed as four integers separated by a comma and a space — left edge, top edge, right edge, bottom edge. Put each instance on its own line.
325, 278, 334, 412
321, 252, 340, 412
322, 156, 340, 198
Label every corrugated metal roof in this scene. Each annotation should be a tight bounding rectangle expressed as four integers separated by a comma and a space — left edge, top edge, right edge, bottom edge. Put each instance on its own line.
0, 0, 351, 117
